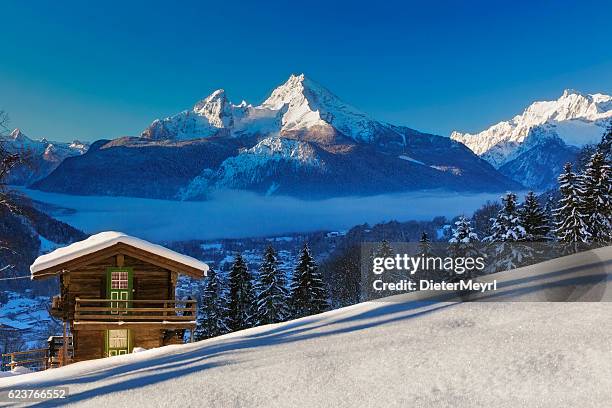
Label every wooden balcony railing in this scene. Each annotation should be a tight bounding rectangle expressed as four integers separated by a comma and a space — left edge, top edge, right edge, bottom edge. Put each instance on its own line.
1, 337, 74, 372
74, 298, 197, 324
1, 349, 49, 372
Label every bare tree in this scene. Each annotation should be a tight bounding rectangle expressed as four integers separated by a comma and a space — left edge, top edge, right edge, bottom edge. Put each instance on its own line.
0, 111, 25, 279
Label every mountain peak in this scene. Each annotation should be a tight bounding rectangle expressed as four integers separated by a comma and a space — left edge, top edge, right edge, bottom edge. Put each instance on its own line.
193, 88, 233, 128
561, 88, 583, 98
451, 89, 612, 169
194, 89, 227, 110
261, 73, 322, 110
9, 128, 29, 141
142, 73, 386, 143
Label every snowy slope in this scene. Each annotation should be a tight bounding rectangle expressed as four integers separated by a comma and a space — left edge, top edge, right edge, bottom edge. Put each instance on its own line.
2, 129, 88, 185
3, 246, 611, 407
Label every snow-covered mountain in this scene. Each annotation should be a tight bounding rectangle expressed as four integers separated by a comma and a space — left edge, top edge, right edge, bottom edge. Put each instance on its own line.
142, 74, 402, 146
34, 74, 520, 199
2, 128, 88, 185
451, 90, 612, 189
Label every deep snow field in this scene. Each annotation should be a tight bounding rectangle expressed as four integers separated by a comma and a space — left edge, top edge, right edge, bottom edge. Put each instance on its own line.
20, 188, 513, 241
1, 247, 610, 407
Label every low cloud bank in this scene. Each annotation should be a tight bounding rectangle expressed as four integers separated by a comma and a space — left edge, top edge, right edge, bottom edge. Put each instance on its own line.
23, 189, 511, 242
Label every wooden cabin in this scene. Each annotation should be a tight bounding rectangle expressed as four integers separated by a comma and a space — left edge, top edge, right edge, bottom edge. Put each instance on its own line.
30, 231, 208, 363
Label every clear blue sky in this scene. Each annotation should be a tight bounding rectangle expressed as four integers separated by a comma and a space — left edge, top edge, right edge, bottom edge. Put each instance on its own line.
1, 0, 611, 142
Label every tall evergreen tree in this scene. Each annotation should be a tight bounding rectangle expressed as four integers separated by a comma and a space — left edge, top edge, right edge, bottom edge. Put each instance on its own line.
597, 122, 611, 160
450, 216, 479, 244
322, 244, 361, 307
519, 192, 551, 241
194, 268, 229, 341
369, 240, 401, 297
486, 193, 527, 242
375, 240, 394, 258
255, 245, 289, 325
554, 163, 590, 252
227, 253, 256, 331
581, 152, 611, 244
290, 244, 328, 318
448, 216, 480, 279
485, 193, 530, 271
418, 232, 431, 256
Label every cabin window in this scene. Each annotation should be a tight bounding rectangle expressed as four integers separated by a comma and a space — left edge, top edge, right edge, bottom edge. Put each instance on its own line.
111, 271, 129, 289
108, 329, 129, 349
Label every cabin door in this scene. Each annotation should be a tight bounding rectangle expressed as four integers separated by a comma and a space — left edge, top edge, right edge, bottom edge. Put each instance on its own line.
106, 329, 131, 356
107, 267, 133, 314
105, 268, 133, 356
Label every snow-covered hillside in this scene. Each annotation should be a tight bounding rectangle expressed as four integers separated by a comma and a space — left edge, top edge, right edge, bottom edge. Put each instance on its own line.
3, 247, 610, 407
2, 129, 88, 185
451, 90, 611, 189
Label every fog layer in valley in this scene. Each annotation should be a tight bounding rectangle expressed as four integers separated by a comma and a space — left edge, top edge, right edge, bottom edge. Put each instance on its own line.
21, 189, 520, 242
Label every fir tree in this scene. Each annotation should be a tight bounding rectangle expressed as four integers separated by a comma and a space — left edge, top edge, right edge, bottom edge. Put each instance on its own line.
255, 245, 289, 325
485, 193, 529, 271
450, 216, 479, 244
597, 121, 611, 160
375, 240, 394, 258
519, 192, 550, 241
290, 244, 328, 318
418, 232, 431, 256
581, 152, 611, 244
554, 163, 590, 253
369, 240, 401, 297
227, 253, 256, 331
448, 216, 480, 279
486, 193, 527, 242
194, 268, 229, 341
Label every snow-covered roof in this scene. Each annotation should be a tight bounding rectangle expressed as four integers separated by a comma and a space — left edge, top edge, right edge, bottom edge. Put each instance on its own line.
30, 231, 209, 278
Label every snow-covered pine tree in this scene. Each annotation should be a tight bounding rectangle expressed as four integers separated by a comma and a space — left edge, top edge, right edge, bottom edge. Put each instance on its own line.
485, 193, 530, 271
487, 193, 527, 242
554, 163, 590, 253
598, 121, 611, 160
290, 244, 328, 318
448, 216, 480, 279
194, 268, 229, 341
418, 231, 446, 281
450, 216, 479, 244
580, 152, 611, 244
375, 240, 394, 258
418, 232, 431, 256
519, 192, 551, 241
255, 245, 289, 325
369, 240, 402, 297
227, 253, 256, 331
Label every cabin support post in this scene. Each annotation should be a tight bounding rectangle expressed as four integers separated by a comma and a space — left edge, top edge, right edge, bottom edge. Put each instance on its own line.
62, 321, 68, 367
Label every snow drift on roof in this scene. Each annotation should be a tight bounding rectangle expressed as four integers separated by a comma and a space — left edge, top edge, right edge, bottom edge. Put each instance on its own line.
30, 231, 209, 277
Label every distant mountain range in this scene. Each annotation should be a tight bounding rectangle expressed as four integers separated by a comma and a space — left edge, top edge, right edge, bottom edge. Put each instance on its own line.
30, 74, 519, 199
451, 90, 612, 189
2, 129, 87, 185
